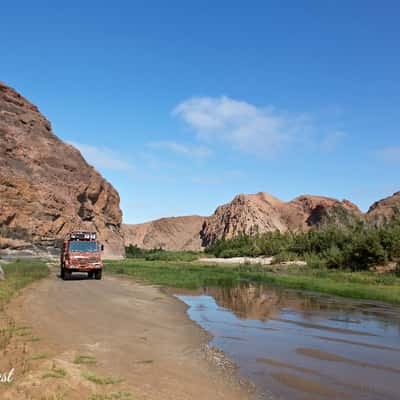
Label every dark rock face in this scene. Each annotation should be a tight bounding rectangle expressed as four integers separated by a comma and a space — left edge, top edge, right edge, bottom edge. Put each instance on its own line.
366, 191, 400, 226
0, 82, 124, 258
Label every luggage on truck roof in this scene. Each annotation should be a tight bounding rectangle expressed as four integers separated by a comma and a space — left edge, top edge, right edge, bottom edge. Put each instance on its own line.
67, 231, 97, 241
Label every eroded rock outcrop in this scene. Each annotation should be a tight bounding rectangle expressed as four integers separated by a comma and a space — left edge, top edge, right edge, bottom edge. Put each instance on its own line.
199, 193, 287, 246
200, 192, 362, 246
0, 82, 124, 258
366, 191, 400, 226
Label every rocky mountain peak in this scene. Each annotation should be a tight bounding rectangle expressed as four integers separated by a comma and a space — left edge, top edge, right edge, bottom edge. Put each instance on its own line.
201, 193, 363, 246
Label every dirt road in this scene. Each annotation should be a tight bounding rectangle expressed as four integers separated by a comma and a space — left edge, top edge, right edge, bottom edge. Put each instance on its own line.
2, 266, 250, 399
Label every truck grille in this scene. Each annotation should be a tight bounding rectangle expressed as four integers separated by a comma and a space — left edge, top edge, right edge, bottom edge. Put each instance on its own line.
74, 257, 98, 264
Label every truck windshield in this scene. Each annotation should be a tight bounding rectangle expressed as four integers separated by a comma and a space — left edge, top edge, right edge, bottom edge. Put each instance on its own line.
69, 241, 98, 252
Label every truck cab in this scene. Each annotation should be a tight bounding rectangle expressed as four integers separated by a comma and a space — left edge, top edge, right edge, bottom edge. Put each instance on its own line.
60, 231, 104, 280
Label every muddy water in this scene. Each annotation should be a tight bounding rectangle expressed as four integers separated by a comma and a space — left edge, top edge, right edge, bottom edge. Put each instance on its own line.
174, 284, 400, 400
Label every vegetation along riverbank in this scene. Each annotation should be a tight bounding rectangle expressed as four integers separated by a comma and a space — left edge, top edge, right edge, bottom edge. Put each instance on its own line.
107, 220, 400, 305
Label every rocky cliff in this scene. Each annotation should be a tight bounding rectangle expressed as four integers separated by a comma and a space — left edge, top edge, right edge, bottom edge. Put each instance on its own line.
122, 215, 206, 251
0, 82, 124, 258
366, 191, 400, 226
200, 192, 362, 246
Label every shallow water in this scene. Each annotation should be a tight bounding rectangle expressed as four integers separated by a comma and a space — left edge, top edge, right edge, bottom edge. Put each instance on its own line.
174, 284, 400, 400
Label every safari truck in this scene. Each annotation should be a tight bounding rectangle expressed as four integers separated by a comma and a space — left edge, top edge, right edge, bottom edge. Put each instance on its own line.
60, 231, 104, 280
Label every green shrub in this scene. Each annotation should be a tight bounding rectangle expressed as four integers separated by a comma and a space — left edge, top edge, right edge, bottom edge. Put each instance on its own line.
304, 252, 324, 269
395, 262, 400, 277
206, 220, 400, 271
271, 251, 299, 264
125, 246, 200, 262
218, 248, 243, 258
144, 250, 199, 262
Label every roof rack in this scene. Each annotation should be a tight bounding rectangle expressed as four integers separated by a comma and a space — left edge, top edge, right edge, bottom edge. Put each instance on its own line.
67, 231, 97, 241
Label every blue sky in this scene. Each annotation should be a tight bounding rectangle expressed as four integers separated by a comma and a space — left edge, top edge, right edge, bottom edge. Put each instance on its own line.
2, 1, 399, 223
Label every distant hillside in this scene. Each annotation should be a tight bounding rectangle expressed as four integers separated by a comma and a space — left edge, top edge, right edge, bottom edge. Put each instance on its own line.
125, 191, 399, 251
123, 215, 207, 251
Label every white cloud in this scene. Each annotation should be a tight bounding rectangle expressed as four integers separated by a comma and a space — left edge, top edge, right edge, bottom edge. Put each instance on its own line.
173, 96, 312, 157
320, 131, 346, 151
70, 142, 134, 171
147, 141, 211, 158
377, 146, 400, 164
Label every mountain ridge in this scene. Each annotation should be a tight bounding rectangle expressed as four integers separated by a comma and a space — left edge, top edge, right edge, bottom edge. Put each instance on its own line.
124, 191, 398, 251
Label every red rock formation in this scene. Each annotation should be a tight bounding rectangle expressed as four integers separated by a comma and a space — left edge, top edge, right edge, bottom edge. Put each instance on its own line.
0, 82, 124, 258
199, 193, 287, 246
280, 195, 362, 230
366, 191, 400, 226
201, 193, 362, 246
123, 215, 206, 251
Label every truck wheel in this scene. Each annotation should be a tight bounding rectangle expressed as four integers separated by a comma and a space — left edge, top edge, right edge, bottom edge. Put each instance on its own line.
88, 271, 94, 279
95, 270, 102, 280
64, 269, 72, 280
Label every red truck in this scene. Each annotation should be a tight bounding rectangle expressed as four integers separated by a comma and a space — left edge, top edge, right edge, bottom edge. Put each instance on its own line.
60, 231, 104, 280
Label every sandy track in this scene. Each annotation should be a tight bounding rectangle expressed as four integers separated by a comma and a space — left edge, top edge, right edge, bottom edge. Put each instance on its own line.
4, 266, 250, 399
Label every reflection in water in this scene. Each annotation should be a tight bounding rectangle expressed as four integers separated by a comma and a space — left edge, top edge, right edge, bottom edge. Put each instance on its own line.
206, 284, 283, 321
175, 283, 400, 400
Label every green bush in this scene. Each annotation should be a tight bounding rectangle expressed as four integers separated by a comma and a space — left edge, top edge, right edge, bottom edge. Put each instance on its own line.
144, 250, 199, 262
395, 262, 400, 277
304, 252, 324, 269
125, 245, 153, 258
271, 251, 299, 264
125, 245, 200, 262
206, 220, 400, 271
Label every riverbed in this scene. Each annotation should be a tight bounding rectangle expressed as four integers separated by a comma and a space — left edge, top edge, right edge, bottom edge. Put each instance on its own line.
175, 283, 400, 400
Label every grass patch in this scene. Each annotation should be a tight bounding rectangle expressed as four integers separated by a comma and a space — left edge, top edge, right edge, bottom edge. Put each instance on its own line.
23, 335, 41, 342
242, 270, 400, 304
30, 352, 49, 361
16, 327, 32, 336
0, 259, 48, 307
40, 392, 66, 400
74, 354, 97, 364
82, 371, 123, 385
105, 258, 400, 304
89, 392, 134, 400
105, 259, 237, 289
42, 363, 66, 379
